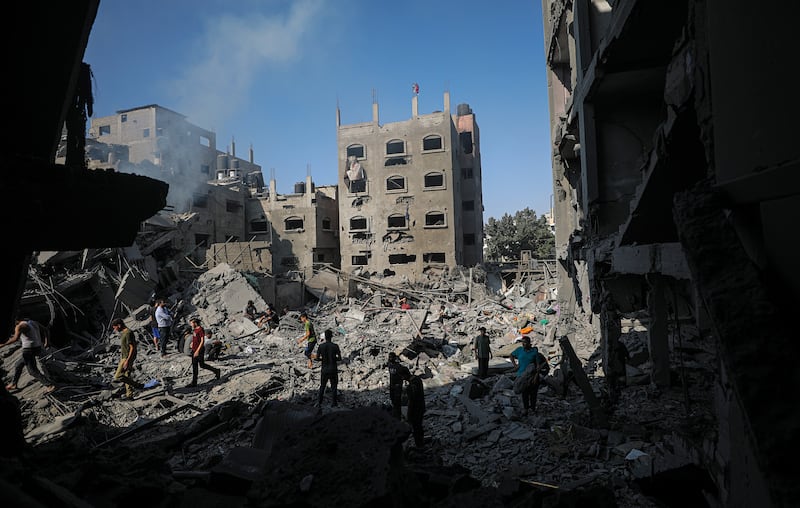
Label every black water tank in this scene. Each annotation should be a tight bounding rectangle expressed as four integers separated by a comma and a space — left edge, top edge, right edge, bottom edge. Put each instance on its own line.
294, 182, 305, 193
457, 103, 472, 115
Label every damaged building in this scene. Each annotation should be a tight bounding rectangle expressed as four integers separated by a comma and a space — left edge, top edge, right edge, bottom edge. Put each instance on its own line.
336, 92, 485, 280
542, 0, 800, 506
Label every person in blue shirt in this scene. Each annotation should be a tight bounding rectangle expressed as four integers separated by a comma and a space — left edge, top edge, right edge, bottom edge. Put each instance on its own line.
510, 335, 547, 415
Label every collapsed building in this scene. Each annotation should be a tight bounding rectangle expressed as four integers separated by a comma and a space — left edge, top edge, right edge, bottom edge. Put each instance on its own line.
542, 0, 800, 506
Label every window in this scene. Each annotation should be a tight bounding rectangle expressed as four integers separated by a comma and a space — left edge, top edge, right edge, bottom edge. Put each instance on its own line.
120, 114, 127, 123
201, 164, 210, 174
142, 128, 150, 138
192, 194, 208, 208
349, 179, 367, 193
462, 167, 474, 179
464, 233, 476, 246
347, 144, 365, 159
385, 157, 408, 166
322, 217, 332, 230
389, 254, 416, 264
281, 257, 299, 267
99, 125, 111, 135
386, 175, 406, 192
352, 255, 369, 265
425, 211, 446, 227
200, 135, 211, 147
422, 135, 442, 151
285, 217, 304, 231
194, 234, 210, 247
460, 132, 473, 154
386, 139, 405, 155
462, 200, 475, 211
226, 200, 242, 213
424, 252, 446, 263
387, 214, 407, 229
424, 172, 444, 188
317, 253, 326, 262
250, 220, 269, 232
350, 216, 368, 231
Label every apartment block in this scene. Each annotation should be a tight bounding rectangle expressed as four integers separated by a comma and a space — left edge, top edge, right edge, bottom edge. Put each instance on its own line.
336, 92, 484, 280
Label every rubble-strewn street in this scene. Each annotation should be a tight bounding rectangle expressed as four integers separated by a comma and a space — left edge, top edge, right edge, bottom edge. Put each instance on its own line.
1, 244, 721, 507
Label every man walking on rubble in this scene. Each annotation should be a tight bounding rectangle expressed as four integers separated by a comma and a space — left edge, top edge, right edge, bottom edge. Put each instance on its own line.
510, 336, 549, 416
2, 318, 55, 394
297, 313, 317, 369
187, 318, 220, 388
110, 318, 144, 399
315, 329, 342, 408
401, 368, 426, 447
155, 299, 174, 358
472, 326, 492, 379
387, 352, 409, 419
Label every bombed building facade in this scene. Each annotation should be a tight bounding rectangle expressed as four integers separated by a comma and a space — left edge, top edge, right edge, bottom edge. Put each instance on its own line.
336, 92, 485, 279
542, 0, 799, 506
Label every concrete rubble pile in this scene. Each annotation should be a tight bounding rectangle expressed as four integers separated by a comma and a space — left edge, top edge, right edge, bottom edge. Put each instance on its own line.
0, 245, 721, 507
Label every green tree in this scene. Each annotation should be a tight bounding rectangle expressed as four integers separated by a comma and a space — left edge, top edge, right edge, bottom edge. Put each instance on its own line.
485, 208, 555, 261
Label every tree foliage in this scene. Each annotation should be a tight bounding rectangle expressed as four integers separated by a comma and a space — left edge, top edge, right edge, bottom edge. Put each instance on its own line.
484, 208, 555, 261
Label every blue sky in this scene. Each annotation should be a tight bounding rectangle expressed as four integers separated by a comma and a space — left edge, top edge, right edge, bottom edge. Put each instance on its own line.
84, 0, 552, 221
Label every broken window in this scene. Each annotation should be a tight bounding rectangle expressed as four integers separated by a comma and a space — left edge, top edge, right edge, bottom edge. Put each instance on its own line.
462, 167, 473, 179
192, 194, 208, 208
425, 211, 446, 227
424, 172, 444, 188
350, 216, 368, 231
322, 217, 332, 230
384, 157, 408, 166
349, 179, 367, 193
250, 220, 269, 233
423, 252, 446, 263
464, 233, 475, 246
386, 139, 405, 155
285, 217, 304, 231
389, 253, 416, 264
462, 200, 475, 211
386, 176, 406, 192
317, 253, 325, 262
352, 255, 369, 265
422, 135, 442, 151
143, 128, 150, 138
459, 131, 473, 154
347, 144, 365, 159
387, 214, 407, 229
226, 200, 242, 213
99, 125, 111, 135
120, 114, 127, 123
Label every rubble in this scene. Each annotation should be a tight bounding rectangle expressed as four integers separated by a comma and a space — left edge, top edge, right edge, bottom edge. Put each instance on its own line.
0, 231, 721, 507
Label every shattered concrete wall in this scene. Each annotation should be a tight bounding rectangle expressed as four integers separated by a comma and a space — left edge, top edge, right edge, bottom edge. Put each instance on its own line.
541, 0, 800, 505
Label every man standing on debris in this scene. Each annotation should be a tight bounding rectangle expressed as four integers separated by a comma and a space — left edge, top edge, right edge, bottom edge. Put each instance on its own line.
510, 336, 548, 415
110, 318, 144, 399
187, 318, 220, 388
297, 313, 317, 369
315, 329, 342, 407
472, 326, 493, 379
401, 368, 426, 447
387, 352, 409, 419
155, 299, 174, 358
1, 318, 55, 394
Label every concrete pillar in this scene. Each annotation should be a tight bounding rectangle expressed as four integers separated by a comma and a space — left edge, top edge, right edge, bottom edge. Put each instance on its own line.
269, 178, 277, 202
372, 102, 379, 124
647, 274, 671, 387
444, 91, 450, 114
249, 144, 254, 164
412, 95, 418, 118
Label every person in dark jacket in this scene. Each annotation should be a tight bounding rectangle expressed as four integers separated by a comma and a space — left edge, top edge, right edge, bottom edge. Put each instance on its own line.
401, 369, 426, 447
315, 329, 342, 407
387, 352, 409, 419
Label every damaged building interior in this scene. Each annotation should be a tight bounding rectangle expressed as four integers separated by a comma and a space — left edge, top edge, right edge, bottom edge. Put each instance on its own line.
1, 1, 798, 507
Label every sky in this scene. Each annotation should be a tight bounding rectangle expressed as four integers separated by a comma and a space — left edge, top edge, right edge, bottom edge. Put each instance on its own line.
84, 0, 553, 221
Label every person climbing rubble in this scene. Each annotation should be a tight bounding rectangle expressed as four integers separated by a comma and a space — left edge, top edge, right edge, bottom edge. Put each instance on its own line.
387, 352, 409, 419
1, 318, 55, 394
296, 313, 317, 369
110, 318, 144, 400
401, 368, 426, 447
315, 329, 342, 408
510, 335, 548, 416
187, 318, 221, 388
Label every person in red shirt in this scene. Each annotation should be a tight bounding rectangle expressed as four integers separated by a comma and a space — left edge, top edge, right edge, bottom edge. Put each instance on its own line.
399, 296, 412, 310
187, 318, 220, 388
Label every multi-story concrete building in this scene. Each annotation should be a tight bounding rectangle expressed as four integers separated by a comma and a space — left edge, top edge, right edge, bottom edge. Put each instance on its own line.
336, 92, 484, 280
541, 1, 799, 506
